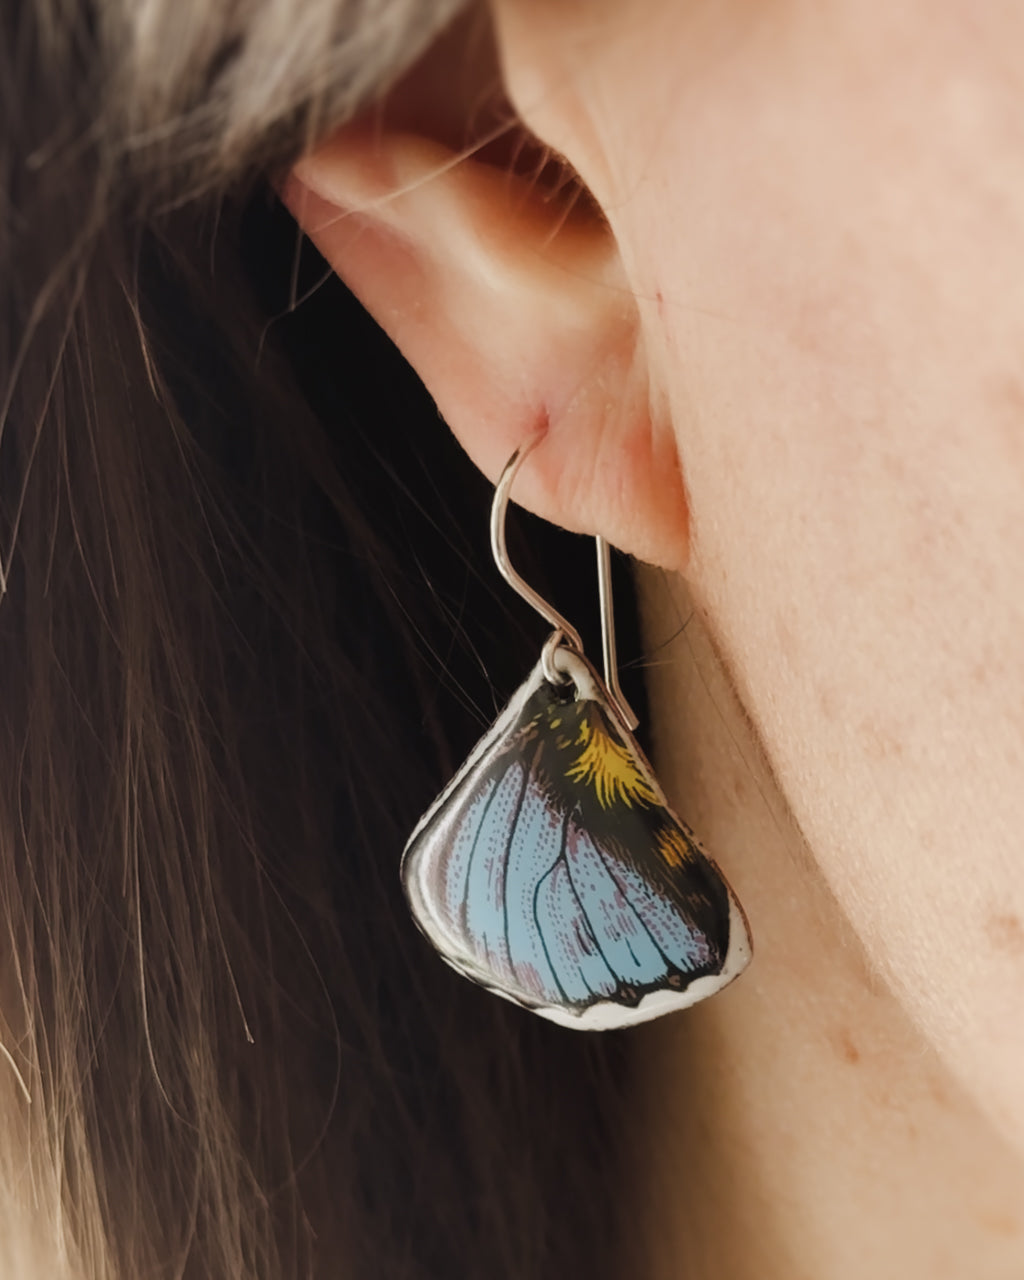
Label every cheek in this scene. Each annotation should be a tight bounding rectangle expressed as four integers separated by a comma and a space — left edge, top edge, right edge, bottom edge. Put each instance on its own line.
603, 3, 1024, 1143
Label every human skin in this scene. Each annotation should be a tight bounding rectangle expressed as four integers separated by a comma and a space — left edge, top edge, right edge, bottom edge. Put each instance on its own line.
486, 0, 1024, 1147
286, 0, 1024, 1273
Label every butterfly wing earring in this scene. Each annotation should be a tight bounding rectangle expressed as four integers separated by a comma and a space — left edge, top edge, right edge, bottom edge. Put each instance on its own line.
402, 437, 752, 1029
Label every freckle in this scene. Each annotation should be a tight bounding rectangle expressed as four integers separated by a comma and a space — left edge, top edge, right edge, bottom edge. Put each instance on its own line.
859, 717, 904, 761
972, 654, 1006, 686
989, 373, 1024, 467
928, 1074, 952, 1109
730, 774, 749, 805
987, 912, 1024, 955
977, 1210, 1021, 1238
817, 683, 839, 723
833, 1029, 861, 1064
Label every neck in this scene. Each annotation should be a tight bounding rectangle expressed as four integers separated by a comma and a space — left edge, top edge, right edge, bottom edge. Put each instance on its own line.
630, 570, 1024, 1280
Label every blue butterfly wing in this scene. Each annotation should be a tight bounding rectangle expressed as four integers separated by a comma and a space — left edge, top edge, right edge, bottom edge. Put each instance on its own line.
426, 773, 498, 950
532, 856, 618, 1004
461, 763, 526, 980
595, 847, 714, 974
435, 763, 622, 1005
406, 754, 728, 1013
561, 820, 668, 985
402, 653, 750, 1026
503, 781, 581, 1002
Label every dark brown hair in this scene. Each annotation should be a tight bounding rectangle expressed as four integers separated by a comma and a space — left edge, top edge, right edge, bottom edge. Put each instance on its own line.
0, 2, 630, 1275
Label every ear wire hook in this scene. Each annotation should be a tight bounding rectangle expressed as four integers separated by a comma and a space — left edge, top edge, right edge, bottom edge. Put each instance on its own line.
490, 436, 640, 731
595, 536, 640, 731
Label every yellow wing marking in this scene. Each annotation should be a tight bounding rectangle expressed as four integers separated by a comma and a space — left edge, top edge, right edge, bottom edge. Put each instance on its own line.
565, 714, 658, 810
655, 827, 694, 868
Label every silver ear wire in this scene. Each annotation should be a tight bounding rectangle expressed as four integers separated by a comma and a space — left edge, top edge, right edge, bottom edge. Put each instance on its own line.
490, 438, 584, 656
595, 535, 639, 731
490, 436, 639, 731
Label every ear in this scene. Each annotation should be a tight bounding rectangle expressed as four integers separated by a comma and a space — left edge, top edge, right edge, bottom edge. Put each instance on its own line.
282, 115, 689, 568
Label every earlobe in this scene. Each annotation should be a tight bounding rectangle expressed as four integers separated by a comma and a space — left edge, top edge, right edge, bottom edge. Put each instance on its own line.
283, 124, 691, 569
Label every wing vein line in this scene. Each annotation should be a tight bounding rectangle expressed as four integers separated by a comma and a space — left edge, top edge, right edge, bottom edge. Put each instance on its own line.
584, 831, 677, 976
499, 764, 532, 973
530, 810, 573, 1004
560, 816, 623, 992
457, 773, 507, 941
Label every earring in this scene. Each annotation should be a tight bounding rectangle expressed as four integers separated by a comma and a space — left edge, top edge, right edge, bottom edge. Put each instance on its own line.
402, 437, 751, 1029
